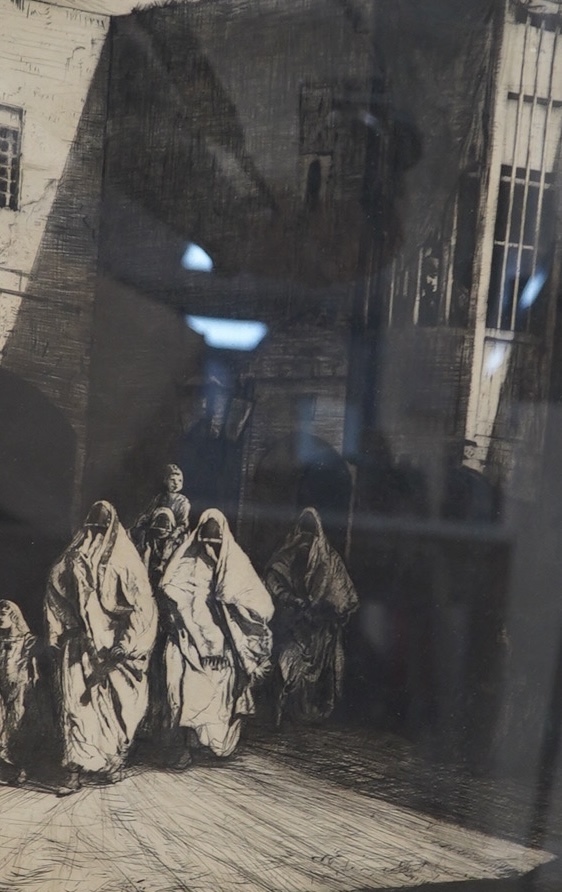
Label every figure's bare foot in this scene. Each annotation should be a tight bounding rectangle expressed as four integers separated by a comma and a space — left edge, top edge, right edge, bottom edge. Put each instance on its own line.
0, 760, 27, 786
56, 769, 81, 797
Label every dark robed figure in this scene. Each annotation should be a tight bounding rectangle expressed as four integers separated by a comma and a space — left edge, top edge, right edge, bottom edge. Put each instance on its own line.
265, 507, 359, 726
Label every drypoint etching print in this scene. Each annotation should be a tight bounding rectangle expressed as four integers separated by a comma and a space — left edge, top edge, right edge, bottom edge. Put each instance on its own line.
1, 0, 562, 889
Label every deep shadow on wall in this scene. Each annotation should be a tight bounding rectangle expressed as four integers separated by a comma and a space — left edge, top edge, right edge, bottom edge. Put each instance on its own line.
94, 0, 514, 771
0, 0, 547, 782
0, 43, 111, 630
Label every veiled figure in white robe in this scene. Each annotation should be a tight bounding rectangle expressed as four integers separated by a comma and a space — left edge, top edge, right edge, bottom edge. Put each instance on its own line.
160, 509, 274, 758
0, 601, 38, 780
45, 501, 157, 786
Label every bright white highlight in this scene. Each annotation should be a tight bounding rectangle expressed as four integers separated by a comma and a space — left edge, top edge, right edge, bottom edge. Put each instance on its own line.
484, 341, 510, 376
181, 243, 214, 272
519, 267, 548, 310
186, 316, 268, 351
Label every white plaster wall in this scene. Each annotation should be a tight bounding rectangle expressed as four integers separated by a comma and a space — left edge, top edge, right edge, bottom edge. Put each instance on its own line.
465, 11, 562, 496
0, 0, 108, 353
33, 0, 198, 17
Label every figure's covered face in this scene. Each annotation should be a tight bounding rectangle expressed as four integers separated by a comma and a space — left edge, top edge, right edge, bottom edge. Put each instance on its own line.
166, 469, 183, 494
0, 602, 14, 630
149, 509, 175, 540
295, 510, 318, 549
84, 502, 112, 532
298, 511, 318, 537
199, 517, 223, 562
297, 532, 314, 552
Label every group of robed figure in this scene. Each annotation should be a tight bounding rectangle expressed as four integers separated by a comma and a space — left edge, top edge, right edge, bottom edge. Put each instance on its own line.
0, 464, 359, 796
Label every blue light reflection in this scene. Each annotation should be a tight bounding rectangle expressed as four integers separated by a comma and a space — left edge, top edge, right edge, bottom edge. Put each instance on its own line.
519, 267, 548, 310
181, 243, 214, 272
186, 316, 268, 351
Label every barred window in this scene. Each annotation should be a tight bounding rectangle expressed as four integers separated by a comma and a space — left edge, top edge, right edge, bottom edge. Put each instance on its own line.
514, 0, 562, 33
0, 106, 22, 211
487, 164, 555, 331
384, 167, 481, 330
485, 9, 562, 332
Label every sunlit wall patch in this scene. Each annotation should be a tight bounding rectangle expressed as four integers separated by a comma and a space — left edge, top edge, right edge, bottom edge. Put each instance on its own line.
186, 316, 268, 351
181, 243, 214, 272
484, 340, 511, 376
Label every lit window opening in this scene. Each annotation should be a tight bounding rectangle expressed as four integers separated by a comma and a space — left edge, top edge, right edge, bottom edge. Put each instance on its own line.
0, 105, 22, 212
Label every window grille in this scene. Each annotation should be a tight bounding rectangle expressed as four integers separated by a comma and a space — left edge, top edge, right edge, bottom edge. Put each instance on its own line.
0, 106, 22, 212
386, 241, 444, 328
514, 0, 562, 33
413, 241, 441, 326
487, 164, 555, 330
385, 168, 480, 329
486, 14, 562, 332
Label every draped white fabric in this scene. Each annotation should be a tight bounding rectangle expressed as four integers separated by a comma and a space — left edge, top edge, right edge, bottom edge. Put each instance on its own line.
161, 509, 273, 757
45, 502, 157, 774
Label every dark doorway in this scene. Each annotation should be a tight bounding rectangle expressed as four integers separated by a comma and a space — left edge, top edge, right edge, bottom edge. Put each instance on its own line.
0, 369, 76, 632
176, 360, 254, 530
